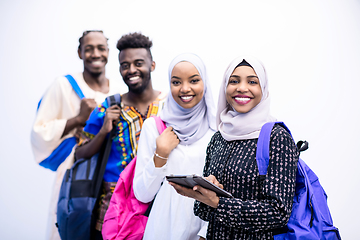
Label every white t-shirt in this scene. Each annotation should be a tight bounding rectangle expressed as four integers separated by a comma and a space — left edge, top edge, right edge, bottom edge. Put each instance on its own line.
133, 117, 215, 240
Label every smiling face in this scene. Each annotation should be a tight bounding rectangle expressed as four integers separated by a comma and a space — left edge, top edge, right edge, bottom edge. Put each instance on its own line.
170, 61, 204, 109
119, 48, 155, 94
78, 31, 109, 76
226, 65, 262, 113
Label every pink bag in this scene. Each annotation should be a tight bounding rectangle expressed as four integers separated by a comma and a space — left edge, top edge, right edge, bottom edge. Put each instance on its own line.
102, 116, 166, 240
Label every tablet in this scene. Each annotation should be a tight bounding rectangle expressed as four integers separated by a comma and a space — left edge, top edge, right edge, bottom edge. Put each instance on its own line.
166, 174, 233, 198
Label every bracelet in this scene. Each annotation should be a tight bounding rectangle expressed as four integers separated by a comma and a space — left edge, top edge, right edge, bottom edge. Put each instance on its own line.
154, 152, 168, 160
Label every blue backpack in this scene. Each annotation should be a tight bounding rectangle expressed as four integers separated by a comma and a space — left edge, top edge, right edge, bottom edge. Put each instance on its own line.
37, 74, 85, 171
256, 122, 341, 240
56, 94, 121, 240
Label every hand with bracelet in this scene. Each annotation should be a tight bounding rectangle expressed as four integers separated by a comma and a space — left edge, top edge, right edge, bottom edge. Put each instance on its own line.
154, 126, 180, 167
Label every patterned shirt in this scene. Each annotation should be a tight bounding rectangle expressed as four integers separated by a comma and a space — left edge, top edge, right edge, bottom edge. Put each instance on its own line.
194, 124, 299, 240
80, 92, 166, 182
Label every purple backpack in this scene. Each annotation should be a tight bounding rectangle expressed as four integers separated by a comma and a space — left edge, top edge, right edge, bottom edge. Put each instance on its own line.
257, 122, 341, 240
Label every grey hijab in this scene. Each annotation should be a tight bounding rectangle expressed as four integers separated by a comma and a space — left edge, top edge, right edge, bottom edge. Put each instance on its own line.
160, 53, 216, 145
217, 55, 276, 141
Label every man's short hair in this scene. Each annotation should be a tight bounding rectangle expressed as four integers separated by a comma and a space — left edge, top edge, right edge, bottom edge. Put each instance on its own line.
78, 30, 108, 51
116, 32, 153, 60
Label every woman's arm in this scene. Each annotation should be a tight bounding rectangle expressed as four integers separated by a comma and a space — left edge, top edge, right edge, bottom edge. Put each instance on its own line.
169, 175, 222, 208
153, 125, 179, 168
133, 118, 164, 203
192, 133, 219, 221
61, 98, 98, 138
133, 118, 179, 203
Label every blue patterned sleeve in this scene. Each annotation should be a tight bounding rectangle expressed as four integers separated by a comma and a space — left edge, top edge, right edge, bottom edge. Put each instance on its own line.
83, 100, 108, 136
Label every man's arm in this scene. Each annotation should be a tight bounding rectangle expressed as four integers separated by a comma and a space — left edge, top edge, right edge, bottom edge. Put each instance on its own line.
75, 105, 121, 159
61, 98, 98, 138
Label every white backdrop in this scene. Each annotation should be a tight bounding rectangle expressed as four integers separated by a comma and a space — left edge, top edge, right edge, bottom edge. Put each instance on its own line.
1, 0, 359, 239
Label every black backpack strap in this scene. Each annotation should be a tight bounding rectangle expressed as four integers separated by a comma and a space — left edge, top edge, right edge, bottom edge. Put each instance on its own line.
106, 93, 121, 108
94, 94, 122, 198
143, 182, 163, 217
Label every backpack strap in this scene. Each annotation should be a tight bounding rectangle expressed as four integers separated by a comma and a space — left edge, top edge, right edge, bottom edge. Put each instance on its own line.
37, 75, 86, 170
37, 74, 85, 111
152, 116, 167, 134
94, 94, 122, 198
143, 116, 167, 217
65, 74, 85, 99
256, 121, 292, 176
106, 93, 121, 108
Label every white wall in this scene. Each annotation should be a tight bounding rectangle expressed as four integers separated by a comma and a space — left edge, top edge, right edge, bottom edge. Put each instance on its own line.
1, 0, 359, 239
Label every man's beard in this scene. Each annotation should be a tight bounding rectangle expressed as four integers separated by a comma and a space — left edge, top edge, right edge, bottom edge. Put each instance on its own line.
89, 71, 102, 78
128, 72, 151, 94
130, 79, 150, 94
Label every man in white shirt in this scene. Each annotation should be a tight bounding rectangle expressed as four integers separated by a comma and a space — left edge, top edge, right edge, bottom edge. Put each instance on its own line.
30, 30, 122, 240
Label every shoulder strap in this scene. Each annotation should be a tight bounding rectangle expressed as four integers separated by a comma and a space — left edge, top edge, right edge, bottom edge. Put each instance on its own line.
106, 93, 121, 107
37, 74, 85, 111
143, 116, 167, 218
94, 94, 121, 198
152, 116, 167, 134
256, 121, 292, 176
65, 74, 85, 99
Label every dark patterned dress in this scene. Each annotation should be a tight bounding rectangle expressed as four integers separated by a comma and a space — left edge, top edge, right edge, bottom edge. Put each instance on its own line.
194, 124, 299, 240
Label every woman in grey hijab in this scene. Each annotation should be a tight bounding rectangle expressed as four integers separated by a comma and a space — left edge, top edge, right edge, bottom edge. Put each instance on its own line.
170, 55, 299, 240
133, 53, 216, 240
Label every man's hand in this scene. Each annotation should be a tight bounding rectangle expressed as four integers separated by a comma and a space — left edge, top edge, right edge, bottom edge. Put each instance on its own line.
100, 105, 121, 134
77, 98, 98, 125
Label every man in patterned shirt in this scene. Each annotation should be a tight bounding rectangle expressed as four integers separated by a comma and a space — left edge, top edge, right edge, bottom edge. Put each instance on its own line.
75, 32, 166, 239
